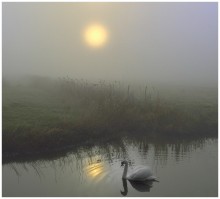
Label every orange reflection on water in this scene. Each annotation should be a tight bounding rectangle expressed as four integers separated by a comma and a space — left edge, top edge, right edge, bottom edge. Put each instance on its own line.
86, 162, 104, 178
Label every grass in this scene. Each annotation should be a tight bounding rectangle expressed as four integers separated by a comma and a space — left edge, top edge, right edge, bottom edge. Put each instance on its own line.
2, 76, 218, 157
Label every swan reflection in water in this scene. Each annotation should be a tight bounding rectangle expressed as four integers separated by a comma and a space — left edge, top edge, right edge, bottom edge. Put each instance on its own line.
121, 179, 154, 196
120, 160, 158, 196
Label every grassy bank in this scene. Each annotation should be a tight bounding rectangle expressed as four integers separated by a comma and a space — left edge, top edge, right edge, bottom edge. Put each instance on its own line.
2, 76, 218, 157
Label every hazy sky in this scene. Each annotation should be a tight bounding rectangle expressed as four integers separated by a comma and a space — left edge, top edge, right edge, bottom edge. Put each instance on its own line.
3, 3, 218, 86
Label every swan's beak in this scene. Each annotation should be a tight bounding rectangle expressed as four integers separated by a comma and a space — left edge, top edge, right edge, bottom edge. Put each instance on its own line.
120, 190, 127, 196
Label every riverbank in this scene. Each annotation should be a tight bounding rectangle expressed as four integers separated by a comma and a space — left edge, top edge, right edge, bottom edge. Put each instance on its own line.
3, 76, 218, 159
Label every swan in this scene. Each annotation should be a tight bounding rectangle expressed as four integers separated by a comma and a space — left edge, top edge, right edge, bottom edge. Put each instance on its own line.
121, 160, 157, 181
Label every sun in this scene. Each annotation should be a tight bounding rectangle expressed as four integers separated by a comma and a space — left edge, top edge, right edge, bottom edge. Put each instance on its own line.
84, 24, 108, 48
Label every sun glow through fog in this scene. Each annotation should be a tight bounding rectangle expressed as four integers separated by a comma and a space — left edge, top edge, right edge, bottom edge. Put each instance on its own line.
84, 24, 108, 48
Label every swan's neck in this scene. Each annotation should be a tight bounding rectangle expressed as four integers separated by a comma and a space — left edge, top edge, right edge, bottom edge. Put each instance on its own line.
122, 163, 128, 179
121, 179, 128, 196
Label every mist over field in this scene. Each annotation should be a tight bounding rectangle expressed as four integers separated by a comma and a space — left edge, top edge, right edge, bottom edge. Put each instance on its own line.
3, 3, 217, 87
2, 3, 218, 197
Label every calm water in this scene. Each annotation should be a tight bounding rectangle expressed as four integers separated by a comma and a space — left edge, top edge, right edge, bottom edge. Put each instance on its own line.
2, 138, 218, 197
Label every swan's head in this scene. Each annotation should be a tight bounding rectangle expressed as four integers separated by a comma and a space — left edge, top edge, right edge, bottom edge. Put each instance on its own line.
121, 160, 128, 166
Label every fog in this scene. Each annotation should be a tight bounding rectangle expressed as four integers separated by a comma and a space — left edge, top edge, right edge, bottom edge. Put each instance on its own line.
3, 3, 218, 86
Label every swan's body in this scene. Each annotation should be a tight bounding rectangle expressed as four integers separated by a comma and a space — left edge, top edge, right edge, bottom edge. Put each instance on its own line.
121, 161, 157, 181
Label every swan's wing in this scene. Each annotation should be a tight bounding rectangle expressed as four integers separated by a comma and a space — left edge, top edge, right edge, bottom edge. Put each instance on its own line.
133, 166, 153, 176
133, 166, 151, 172
127, 166, 153, 181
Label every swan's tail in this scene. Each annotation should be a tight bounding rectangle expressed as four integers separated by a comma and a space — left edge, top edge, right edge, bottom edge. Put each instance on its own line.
153, 178, 159, 182
149, 176, 159, 182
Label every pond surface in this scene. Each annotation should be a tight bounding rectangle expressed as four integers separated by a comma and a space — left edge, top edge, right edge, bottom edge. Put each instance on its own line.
2, 138, 218, 197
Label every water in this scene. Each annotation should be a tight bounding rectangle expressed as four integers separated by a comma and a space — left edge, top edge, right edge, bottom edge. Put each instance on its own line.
2, 138, 217, 197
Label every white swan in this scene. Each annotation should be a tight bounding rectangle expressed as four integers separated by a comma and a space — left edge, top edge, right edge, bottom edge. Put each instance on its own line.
121, 160, 157, 181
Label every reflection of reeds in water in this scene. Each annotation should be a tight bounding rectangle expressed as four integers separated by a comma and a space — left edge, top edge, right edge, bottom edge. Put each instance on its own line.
123, 137, 212, 167
4, 138, 215, 184
4, 140, 123, 180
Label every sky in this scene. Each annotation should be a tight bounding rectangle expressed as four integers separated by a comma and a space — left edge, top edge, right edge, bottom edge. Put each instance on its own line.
2, 3, 218, 86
